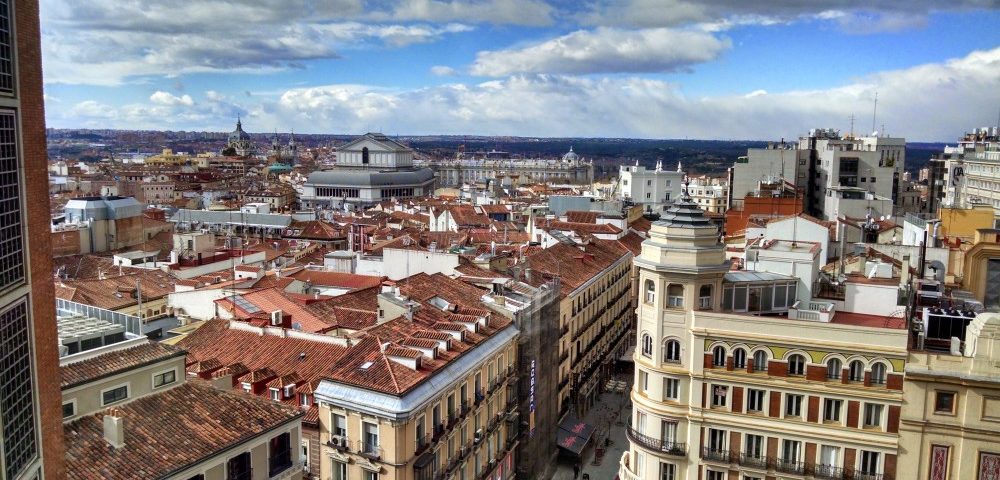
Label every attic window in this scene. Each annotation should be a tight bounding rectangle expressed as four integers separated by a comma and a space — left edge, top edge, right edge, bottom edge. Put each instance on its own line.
360, 361, 374, 370
270, 388, 280, 401
283, 385, 294, 398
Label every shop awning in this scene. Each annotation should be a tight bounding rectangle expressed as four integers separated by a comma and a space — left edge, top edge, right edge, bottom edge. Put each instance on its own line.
556, 414, 595, 456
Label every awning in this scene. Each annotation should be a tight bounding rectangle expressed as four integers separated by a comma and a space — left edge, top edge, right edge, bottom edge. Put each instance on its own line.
556, 414, 595, 456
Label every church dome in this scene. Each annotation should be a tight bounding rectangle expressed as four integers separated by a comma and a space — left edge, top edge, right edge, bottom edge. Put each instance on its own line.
228, 118, 251, 143
562, 146, 579, 162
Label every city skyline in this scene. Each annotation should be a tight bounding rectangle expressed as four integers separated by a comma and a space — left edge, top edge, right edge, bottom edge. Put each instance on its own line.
40, 0, 999, 141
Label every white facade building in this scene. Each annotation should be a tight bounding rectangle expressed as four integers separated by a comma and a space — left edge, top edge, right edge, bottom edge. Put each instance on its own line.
941, 127, 1000, 221
618, 161, 686, 213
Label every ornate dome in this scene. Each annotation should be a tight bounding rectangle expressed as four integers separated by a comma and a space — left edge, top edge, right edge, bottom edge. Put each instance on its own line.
562, 146, 579, 162
228, 117, 251, 143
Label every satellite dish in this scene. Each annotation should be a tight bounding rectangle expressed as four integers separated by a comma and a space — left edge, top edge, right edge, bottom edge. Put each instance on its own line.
879, 216, 885, 221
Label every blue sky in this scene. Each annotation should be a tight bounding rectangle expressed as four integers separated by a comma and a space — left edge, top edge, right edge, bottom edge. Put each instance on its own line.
40, 0, 1000, 141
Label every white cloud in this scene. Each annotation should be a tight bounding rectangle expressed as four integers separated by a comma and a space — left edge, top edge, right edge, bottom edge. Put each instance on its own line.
39, 0, 476, 85
149, 90, 194, 106
582, 0, 994, 30
470, 28, 730, 76
51, 47, 1000, 141
431, 65, 459, 76
374, 0, 555, 26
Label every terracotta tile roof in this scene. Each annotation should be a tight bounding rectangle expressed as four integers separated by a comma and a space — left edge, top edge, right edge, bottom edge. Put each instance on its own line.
55, 270, 177, 310
384, 346, 424, 359
480, 204, 510, 215
524, 239, 630, 297
215, 287, 335, 333
289, 269, 384, 290
442, 205, 491, 227
537, 219, 622, 235
287, 220, 347, 241
628, 216, 653, 233
64, 381, 303, 480
564, 211, 601, 224
616, 231, 645, 256
61, 342, 186, 389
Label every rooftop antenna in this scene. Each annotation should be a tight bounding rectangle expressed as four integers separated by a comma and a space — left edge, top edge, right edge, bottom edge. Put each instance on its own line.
870, 91, 878, 135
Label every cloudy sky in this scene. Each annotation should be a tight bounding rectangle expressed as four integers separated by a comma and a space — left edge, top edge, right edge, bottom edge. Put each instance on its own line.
40, 0, 1000, 141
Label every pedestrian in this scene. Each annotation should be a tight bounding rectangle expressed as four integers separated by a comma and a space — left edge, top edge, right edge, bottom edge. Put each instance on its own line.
573, 462, 580, 478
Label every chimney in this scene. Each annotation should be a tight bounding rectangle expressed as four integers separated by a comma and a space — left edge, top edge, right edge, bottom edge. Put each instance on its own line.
103, 409, 126, 448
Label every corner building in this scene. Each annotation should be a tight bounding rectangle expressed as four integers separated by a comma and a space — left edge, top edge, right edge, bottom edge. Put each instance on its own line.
620, 193, 908, 480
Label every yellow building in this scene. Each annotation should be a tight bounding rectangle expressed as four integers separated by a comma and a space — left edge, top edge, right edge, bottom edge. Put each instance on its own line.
145, 148, 194, 166
315, 274, 523, 480
898, 313, 1000, 479
620, 192, 908, 480
938, 204, 995, 241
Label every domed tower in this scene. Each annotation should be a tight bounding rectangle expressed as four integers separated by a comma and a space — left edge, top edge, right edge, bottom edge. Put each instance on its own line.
224, 116, 256, 157
562, 146, 579, 164
625, 181, 729, 479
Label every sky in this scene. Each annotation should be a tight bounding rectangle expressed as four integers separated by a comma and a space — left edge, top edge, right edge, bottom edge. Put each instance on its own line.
39, 0, 1000, 141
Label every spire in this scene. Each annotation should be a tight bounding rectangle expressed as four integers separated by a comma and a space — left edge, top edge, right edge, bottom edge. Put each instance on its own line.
236, 115, 242, 130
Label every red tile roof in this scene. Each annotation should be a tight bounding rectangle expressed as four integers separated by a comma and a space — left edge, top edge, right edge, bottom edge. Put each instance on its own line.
61, 342, 186, 389
564, 211, 601, 224
524, 239, 630, 296
289, 269, 384, 290
64, 381, 303, 480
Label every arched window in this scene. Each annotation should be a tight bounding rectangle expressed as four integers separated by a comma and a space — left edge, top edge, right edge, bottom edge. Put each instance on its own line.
663, 339, 681, 363
641, 334, 653, 357
644, 280, 655, 304
788, 354, 806, 376
871, 362, 887, 385
362, 147, 370, 164
826, 358, 842, 380
699, 285, 712, 309
752, 350, 769, 372
712, 346, 726, 367
667, 284, 684, 308
848, 360, 865, 382
733, 348, 747, 369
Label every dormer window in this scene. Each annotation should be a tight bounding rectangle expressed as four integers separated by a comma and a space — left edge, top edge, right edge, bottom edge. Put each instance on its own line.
283, 385, 295, 399
269, 388, 280, 401
299, 393, 311, 407
242, 382, 251, 393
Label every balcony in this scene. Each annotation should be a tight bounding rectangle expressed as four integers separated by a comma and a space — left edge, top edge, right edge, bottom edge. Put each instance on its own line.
618, 451, 641, 480
326, 435, 350, 452
737, 453, 768, 469
814, 464, 846, 480
775, 458, 805, 475
789, 300, 836, 322
625, 425, 686, 457
414, 434, 431, 455
356, 441, 382, 462
855, 473, 890, 480
701, 447, 731, 463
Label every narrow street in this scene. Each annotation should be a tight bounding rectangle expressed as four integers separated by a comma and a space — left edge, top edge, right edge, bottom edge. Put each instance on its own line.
553, 376, 632, 480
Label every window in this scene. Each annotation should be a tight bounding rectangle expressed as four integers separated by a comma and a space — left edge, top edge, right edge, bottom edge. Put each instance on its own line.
707, 472, 725, 480
863, 404, 883, 428
364, 472, 379, 480
150, 369, 172, 387
362, 146, 370, 164
62, 401, 75, 418
667, 284, 684, 307
639, 370, 649, 392
785, 394, 803, 418
708, 428, 726, 451
788, 354, 806, 376
699, 285, 712, 309
733, 348, 746, 369
824, 399, 843, 422
0, 301, 35, 480
663, 339, 681, 363
711, 385, 728, 407
712, 346, 726, 367
331, 413, 347, 437
101, 385, 129, 406
848, 360, 864, 382
744, 434, 764, 459
270, 388, 280, 401
747, 389, 765, 413
870, 363, 887, 385
934, 391, 956, 414
782, 439, 801, 464
331, 461, 347, 480
752, 350, 768, 372
647, 180, 652, 186
661, 420, 677, 443
268, 432, 292, 476
663, 378, 679, 401
227, 452, 252, 480
859, 450, 880, 476
645, 280, 655, 304
362, 422, 380, 454
659, 463, 676, 480
301, 441, 309, 469
641, 333, 653, 357
818, 445, 840, 473
826, 358, 842, 380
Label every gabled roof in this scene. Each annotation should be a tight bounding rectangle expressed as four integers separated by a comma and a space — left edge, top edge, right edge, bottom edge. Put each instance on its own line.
337, 132, 411, 153
64, 381, 303, 480
61, 342, 186, 390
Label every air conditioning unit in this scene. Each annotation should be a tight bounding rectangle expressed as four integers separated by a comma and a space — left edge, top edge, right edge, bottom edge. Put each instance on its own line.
474, 429, 484, 443
271, 310, 283, 326
329, 435, 346, 447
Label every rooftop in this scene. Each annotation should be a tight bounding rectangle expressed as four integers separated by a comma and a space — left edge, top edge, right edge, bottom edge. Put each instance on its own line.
61, 342, 186, 390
